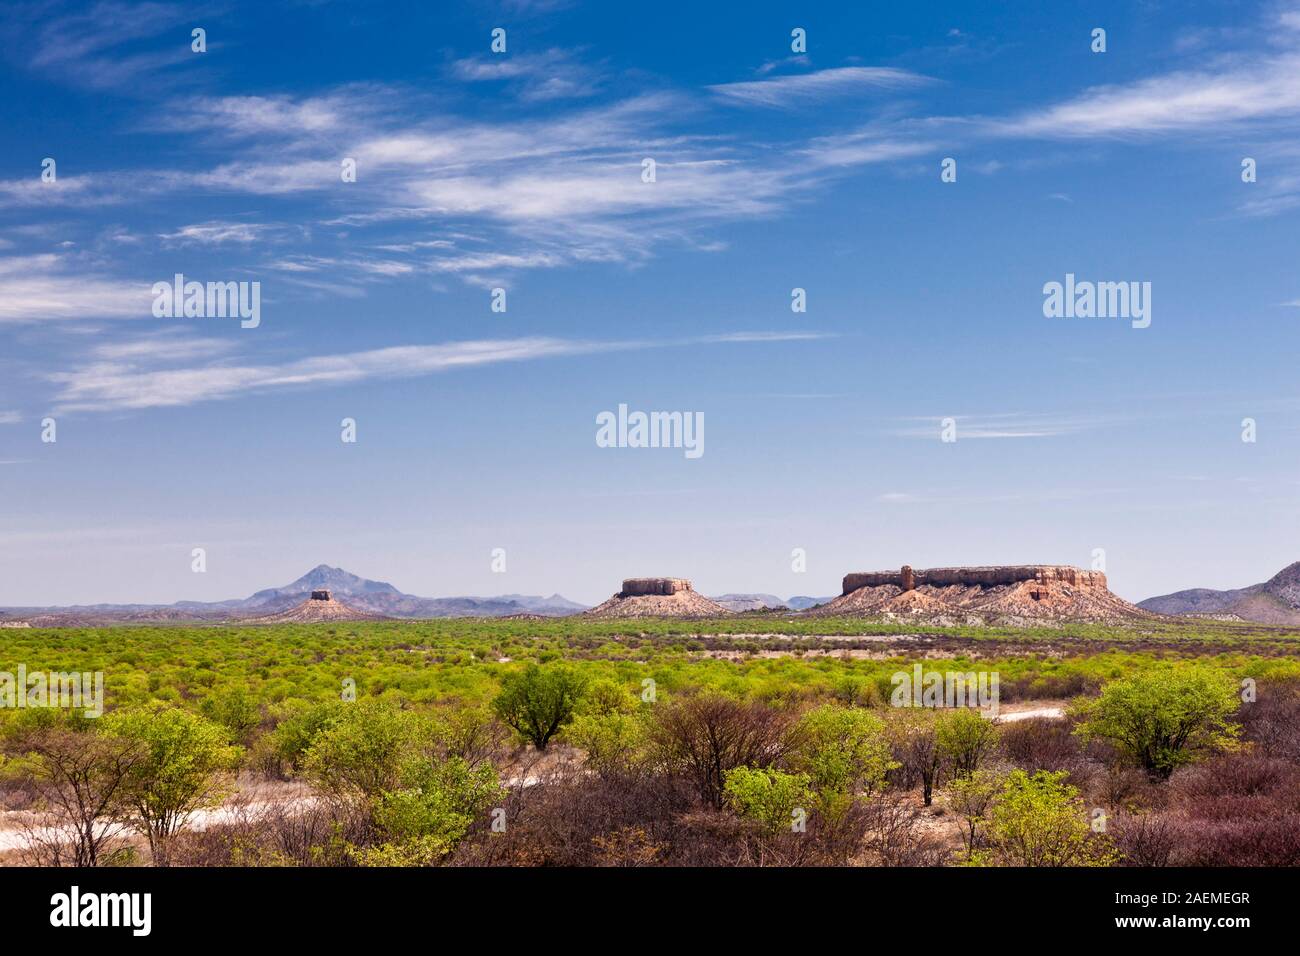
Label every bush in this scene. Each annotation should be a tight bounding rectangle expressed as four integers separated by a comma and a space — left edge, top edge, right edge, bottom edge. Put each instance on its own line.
102, 704, 242, 865
998, 717, 1082, 773
936, 709, 998, 780
567, 711, 649, 779
723, 766, 813, 836
363, 757, 503, 866
302, 700, 426, 802
975, 770, 1115, 867
491, 664, 587, 750
1073, 666, 1240, 778
790, 705, 896, 798
888, 711, 942, 806
650, 695, 795, 809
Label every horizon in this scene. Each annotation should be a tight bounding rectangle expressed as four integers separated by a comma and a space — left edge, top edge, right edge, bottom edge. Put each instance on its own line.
5, 1, 1300, 606
3, 556, 1292, 610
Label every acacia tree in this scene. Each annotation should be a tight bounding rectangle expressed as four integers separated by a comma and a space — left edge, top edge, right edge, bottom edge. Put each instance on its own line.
491, 664, 587, 751
650, 695, 794, 809
889, 711, 943, 806
102, 705, 241, 865
1074, 666, 1240, 778
303, 700, 504, 866
949, 768, 1003, 856
936, 709, 999, 780
789, 705, 896, 820
303, 699, 424, 801
3, 720, 143, 867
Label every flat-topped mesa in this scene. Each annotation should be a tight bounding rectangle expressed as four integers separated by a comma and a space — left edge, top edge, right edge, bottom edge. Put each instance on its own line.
842, 565, 1107, 595
587, 576, 728, 617
620, 577, 693, 597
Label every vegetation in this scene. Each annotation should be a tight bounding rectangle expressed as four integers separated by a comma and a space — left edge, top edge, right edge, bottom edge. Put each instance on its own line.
1072, 665, 1241, 777
100, 705, 241, 865
970, 770, 1116, 867
0, 616, 1296, 867
491, 664, 586, 750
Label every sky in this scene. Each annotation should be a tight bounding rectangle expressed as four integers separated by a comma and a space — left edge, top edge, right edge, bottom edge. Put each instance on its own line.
3, 0, 1300, 606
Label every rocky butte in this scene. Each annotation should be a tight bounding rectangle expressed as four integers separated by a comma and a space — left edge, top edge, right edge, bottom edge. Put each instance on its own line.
586, 577, 731, 618
841, 565, 1109, 594
247, 587, 385, 623
817, 564, 1144, 623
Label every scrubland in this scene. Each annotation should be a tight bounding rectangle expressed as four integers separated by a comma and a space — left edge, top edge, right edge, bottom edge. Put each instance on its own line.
1, 616, 1297, 867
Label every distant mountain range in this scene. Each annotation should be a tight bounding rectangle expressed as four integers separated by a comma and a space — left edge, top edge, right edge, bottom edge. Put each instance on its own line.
40, 558, 1300, 625
711, 593, 836, 612
1138, 561, 1300, 624
0, 565, 590, 625
0, 566, 842, 625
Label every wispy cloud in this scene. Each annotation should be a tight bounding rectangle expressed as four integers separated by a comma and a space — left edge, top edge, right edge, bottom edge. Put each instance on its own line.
0, 175, 127, 207
160, 221, 280, 245
875, 487, 1126, 504
8, 0, 202, 90
49, 330, 832, 413
993, 54, 1300, 138
991, 10, 1300, 140
450, 49, 602, 101
709, 66, 935, 109
891, 412, 1108, 440
0, 254, 152, 322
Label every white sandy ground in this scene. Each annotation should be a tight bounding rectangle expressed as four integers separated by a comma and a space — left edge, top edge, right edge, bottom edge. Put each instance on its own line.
0, 779, 317, 854
0, 800, 323, 852
993, 702, 1067, 722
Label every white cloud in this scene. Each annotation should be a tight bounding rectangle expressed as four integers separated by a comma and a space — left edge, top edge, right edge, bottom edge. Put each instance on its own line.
994, 53, 1300, 138
450, 49, 602, 101
709, 67, 935, 109
892, 412, 1106, 440
0, 175, 124, 207
160, 222, 277, 245
11, 0, 195, 90
49, 330, 831, 413
90, 330, 240, 362
0, 255, 153, 323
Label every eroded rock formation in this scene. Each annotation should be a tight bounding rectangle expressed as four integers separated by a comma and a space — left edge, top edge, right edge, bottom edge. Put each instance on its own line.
818, 564, 1143, 623
620, 578, 692, 597
587, 577, 730, 618
246, 590, 385, 623
842, 565, 1108, 595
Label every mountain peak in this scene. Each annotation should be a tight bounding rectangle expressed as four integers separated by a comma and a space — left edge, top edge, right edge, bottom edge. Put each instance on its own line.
255, 565, 402, 599
1140, 559, 1300, 623
1265, 561, 1300, 587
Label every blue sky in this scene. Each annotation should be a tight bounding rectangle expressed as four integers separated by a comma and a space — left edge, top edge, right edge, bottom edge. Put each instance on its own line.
3, 0, 1300, 606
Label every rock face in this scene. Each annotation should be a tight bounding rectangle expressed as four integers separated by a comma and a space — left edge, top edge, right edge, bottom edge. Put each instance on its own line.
621, 578, 692, 597
841, 565, 1108, 594
310, 589, 332, 601
586, 577, 731, 618
816, 564, 1145, 624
